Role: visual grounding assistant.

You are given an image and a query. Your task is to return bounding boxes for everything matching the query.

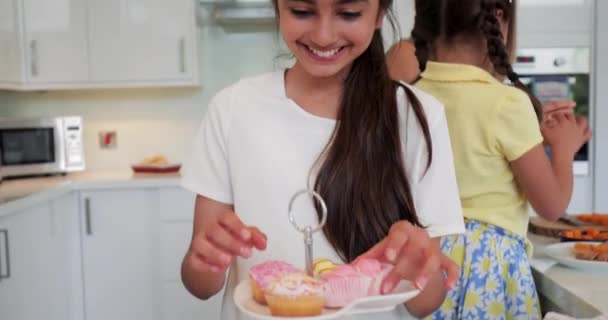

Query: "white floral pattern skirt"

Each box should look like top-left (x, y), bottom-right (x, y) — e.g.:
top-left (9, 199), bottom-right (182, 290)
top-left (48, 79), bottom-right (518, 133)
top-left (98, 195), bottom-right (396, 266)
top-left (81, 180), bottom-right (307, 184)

top-left (428, 219), bottom-right (542, 320)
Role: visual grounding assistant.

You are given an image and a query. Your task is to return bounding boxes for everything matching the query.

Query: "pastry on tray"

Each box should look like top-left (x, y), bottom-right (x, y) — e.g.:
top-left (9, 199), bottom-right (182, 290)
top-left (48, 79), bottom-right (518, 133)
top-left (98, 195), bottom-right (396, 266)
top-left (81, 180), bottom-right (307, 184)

top-left (248, 257), bottom-right (395, 316)
top-left (248, 260), bottom-right (301, 305)
top-left (264, 272), bottom-right (325, 317)
top-left (572, 242), bottom-right (608, 262)
top-left (321, 258), bottom-right (392, 308)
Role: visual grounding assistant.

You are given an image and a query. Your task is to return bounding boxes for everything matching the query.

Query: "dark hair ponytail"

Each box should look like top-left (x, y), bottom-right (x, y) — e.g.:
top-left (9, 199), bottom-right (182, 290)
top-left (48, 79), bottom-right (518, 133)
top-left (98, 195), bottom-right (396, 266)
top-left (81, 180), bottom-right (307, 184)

top-left (271, 0), bottom-right (433, 262)
top-left (412, 0), bottom-right (543, 120)
top-left (412, 0), bottom-right (442, 75)
top-left (479, 0), bottom-right (542, 120)
top-left (312, 25), bottom-right (433, 261)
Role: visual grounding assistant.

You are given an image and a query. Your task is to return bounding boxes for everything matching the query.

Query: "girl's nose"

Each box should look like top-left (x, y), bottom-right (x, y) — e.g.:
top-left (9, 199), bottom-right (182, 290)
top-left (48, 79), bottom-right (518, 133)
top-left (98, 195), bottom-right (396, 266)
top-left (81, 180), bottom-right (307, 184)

top-left (310, 16), bottom-right (338, 48)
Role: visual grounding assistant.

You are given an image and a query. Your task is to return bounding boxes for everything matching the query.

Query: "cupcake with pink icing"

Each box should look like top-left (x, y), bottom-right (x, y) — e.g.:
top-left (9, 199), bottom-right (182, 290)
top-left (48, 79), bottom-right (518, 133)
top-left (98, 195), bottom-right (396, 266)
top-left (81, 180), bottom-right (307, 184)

top-left (264, 272), bottom-right (325, 317)
top-left (248, 260), bottom-right (301, 305)
top-left (321, 258), bottom-right (391, 308)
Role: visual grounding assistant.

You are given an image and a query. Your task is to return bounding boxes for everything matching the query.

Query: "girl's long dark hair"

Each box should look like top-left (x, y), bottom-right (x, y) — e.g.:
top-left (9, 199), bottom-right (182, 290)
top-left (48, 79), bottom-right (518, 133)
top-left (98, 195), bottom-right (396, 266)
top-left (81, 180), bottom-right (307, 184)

top-left (412, 0), bottom-right (543, 120)
top-left (272, 0), bottom-right (433, 262)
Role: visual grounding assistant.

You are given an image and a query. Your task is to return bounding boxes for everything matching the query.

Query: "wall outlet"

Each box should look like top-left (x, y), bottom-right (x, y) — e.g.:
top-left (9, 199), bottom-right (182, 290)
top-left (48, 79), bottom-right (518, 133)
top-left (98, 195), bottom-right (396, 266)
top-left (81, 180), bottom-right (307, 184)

top-left (99, 131), bottom-right (117, 149)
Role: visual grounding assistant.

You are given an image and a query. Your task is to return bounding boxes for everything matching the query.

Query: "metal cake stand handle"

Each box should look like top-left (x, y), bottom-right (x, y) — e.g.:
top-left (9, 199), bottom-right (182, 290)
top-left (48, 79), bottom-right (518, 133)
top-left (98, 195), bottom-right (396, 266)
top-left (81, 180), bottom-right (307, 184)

top-left (288, 189), bottom-right (328, 277)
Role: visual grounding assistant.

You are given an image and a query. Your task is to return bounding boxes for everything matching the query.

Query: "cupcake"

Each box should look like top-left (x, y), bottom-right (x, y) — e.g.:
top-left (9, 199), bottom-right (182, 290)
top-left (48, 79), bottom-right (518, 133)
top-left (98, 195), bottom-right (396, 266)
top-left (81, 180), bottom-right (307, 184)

top-left (320, 264), bottom-right (373, 308)
top-left (264, 273), bottom-right (325, 317)
top-left (351, 259), bottom-right (393, 296)
top-left (248, 260), bottom-right (300, 305)
top-left (321, 258), bottom-right (391, 308)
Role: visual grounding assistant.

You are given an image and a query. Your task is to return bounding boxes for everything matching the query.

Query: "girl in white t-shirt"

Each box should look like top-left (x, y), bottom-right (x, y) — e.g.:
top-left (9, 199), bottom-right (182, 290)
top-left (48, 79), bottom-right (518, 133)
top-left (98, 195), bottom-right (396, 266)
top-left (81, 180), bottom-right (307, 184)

top-left (180, 0), bottom-right (465, 318)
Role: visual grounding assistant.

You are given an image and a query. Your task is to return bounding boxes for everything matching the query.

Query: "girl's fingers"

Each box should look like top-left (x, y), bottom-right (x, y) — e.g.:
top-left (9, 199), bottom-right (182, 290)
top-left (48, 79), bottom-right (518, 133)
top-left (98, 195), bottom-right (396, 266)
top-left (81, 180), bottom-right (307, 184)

top-left (381, 229), bottom-right (428, 293)
top-left (207, 226), bottom-right (252, 258)
top-left (355, 238), bottom-right (388, 262)
top-left (383, 221), bottom-right (413, 263)
top-left (191, 236), bottom-right (233, 271)
top-left (440, 255), bottom-right (460, 290)
top-left (247, 226), bottom-right (268, 250)
top-left (219, 213), bottom-right (250, 241)
top-left (542, 100), bottom-right (575, 114)
top-left (413, 252), bottom-right (441, 290)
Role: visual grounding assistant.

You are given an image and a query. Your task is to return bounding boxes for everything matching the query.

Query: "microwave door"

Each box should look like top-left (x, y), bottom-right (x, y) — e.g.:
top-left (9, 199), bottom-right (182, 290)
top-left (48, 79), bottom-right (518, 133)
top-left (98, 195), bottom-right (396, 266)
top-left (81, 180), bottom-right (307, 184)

top-left (0, 127), bottom-right (62, 177)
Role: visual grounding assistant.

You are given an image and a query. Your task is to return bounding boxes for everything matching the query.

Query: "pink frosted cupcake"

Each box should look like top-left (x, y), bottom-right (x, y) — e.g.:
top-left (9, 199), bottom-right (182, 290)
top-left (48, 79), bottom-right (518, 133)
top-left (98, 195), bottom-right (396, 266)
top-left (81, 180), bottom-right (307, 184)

top-left (353, 259), bottom-right (393, 295)
top-left (321, 258), bottom-right (390, 308)
top-left (264, 272), bottom-right (325, 317)
top-left (248, 260), bottom-right (301, 305)
top-left (321, 264), bottom-right (373, 308)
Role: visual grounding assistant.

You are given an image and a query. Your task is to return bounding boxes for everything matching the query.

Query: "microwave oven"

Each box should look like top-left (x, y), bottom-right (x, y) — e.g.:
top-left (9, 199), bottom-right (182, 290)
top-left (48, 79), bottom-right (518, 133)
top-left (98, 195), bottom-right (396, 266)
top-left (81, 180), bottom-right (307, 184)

top-left (0, 116), bottom-right (85, 178)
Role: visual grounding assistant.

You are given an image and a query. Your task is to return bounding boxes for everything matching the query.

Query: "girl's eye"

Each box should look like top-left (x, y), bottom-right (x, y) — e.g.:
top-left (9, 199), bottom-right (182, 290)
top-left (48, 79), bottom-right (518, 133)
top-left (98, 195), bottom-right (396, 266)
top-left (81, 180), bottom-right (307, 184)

top-left (290, 9), bottom-right (314, 18)
top-left (339, 11), bottom-right (361, 20)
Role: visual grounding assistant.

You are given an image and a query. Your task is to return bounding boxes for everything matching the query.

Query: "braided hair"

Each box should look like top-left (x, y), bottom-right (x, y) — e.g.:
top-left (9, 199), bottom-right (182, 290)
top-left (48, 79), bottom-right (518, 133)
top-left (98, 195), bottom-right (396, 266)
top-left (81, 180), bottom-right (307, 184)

top-left (412, 0), bottom-right (543, 120)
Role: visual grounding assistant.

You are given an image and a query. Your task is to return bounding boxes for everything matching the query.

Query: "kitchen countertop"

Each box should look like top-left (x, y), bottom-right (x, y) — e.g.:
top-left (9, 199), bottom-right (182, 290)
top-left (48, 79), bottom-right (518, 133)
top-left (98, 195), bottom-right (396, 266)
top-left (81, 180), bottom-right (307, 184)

top-left (0, 170), bottom-right (181, 217)
top-left (529, 233), bottom-right (608, 317)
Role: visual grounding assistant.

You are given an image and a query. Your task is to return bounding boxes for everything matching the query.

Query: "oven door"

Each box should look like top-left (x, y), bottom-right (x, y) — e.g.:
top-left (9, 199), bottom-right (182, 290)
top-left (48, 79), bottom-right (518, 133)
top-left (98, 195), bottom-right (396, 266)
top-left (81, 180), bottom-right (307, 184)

top-left (514, 47), bottom-right (593, 213)
top-left (519, 73), bottom-right (590, 175)
top-left (0, 118), bottom-right (67, 178)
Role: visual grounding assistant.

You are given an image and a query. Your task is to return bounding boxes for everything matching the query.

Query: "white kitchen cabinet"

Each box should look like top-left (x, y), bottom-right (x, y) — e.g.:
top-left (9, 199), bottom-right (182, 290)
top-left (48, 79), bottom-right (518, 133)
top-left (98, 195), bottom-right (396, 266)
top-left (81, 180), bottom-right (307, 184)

top-left (22, 0), bottom-right (90, 83)
top-left (159, 187), bottom-right (220, 320)
top-left (0, 0), bottom-right (89, 89)
top-left (0, 0), bottom-right (21, 83)
top-left (0, 194), bottom-right (83, 320)
top-left (88, 0), bottom-right (198, 84)
top-left (79, 189), bottom-right (161, 320)
top-left (0, 0), bottom-right (198, 90)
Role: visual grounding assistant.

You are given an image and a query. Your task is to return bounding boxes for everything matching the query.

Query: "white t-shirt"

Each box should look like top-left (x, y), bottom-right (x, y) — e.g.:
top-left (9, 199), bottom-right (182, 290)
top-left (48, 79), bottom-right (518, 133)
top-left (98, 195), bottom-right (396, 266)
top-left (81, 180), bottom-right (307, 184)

top-left (181, 71), bottom-right (465, 320)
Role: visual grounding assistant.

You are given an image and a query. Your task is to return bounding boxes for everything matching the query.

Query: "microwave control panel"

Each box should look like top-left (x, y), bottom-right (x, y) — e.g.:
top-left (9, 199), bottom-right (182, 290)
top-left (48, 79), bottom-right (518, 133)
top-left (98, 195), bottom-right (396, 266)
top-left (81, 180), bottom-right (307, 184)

top-left (63, 117), bottom-right (84, 167)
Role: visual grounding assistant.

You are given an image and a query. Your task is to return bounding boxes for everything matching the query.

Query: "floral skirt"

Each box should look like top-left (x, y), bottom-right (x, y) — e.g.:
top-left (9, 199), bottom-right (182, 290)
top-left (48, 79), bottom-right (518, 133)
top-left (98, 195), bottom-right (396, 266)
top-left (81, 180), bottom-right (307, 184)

top-left (428, 220), bottom-right (542, 320)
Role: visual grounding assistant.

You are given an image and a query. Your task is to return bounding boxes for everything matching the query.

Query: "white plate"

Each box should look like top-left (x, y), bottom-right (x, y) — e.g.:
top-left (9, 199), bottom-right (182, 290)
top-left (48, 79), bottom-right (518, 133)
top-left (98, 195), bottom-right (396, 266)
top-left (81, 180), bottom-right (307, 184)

top-left (544, 241), bottom-right (608, 272)
top-left (234, 280), bottom-right (421, 320)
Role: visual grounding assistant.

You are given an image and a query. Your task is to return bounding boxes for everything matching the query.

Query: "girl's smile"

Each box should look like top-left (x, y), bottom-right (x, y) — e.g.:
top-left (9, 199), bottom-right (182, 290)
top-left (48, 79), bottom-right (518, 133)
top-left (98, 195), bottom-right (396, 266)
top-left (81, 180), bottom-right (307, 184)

top-left (298, 42), bottom-right (351, 62)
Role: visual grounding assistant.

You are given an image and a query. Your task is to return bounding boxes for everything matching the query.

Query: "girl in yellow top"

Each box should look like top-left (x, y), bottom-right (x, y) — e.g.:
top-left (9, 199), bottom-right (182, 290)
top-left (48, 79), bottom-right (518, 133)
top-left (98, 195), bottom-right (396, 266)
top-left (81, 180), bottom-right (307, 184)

top-left (393, 0), bottom-right (592, 319)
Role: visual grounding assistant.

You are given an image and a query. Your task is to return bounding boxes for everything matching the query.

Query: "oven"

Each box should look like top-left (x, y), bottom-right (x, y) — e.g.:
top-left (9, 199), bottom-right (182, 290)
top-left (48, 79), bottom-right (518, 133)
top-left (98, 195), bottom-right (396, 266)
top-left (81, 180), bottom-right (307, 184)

top-left (513, 47), bottom-right (591, 176)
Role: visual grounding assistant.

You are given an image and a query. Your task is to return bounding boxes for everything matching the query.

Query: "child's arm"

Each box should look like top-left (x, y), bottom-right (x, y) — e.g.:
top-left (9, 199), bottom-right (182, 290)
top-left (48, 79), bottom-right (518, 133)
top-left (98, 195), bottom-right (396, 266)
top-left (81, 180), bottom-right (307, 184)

top-left (510, 113), bottom-right (591, 221)
top-left (181, 195), bottom-right (266, 300)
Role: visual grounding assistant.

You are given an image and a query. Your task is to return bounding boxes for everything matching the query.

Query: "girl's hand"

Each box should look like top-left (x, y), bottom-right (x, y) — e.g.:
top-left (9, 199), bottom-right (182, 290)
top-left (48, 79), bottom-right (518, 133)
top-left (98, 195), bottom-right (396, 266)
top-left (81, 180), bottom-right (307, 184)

top-left (356, 221), bottom-right (459, 294)
top-left (187, 211), bottom-right (267, 274)
top-left (542, 112), bottom-right (591, 156)
top-left (542, 100), bottom-right (576, 121)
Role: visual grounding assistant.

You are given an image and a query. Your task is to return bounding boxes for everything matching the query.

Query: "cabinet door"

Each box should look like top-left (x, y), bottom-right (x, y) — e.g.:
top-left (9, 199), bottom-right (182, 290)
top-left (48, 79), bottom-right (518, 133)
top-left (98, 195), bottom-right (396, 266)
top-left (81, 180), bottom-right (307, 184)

top-left (0, 195), bottom-right (83, 320)
top-left (159, 187), bottom-right (218, 320)
top-left (0, 0), bottom-right (22, 84)
top-left (22, 0), bottom-right (89, 83)
top-left (88, 0), bottom-right (198, 83)
top-left (80, 189), bottom-right (161, 320)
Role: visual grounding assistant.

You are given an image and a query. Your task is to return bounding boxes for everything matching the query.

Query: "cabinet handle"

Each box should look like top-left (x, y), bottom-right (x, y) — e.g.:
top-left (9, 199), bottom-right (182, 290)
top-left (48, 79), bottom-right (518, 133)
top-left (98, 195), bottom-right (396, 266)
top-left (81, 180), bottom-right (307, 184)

top-left (0, 229), bottom-right (10, 280)
top-left (85, 198), bottom-right (93, 235)
top-left (30, 40), bottom-right (38, 77)
top-left (179, 37), bottom-right (186, 73)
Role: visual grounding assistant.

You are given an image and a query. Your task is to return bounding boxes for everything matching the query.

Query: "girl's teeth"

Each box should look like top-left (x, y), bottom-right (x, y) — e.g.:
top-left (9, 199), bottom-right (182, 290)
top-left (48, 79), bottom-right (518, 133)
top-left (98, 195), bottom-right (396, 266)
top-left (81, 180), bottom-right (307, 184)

top-left (308, 46), bottom-right (340, 58)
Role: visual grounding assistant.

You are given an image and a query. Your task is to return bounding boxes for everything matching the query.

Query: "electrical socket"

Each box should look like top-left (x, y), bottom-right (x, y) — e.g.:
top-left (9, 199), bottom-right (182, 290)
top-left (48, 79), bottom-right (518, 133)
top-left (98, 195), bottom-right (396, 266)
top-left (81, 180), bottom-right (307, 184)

top-left (99, 131), bottom-right (117, 149)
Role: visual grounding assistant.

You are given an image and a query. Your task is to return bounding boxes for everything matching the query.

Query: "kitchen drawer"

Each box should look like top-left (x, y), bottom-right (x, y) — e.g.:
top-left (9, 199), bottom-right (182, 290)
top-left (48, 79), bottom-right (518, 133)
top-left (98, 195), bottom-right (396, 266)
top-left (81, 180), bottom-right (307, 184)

top-left (160, 221), bottom-right (192, 281)
top-left (159, 187), bottom-right (195, 221)
top-left (161, 282), bottom-right (221, 320)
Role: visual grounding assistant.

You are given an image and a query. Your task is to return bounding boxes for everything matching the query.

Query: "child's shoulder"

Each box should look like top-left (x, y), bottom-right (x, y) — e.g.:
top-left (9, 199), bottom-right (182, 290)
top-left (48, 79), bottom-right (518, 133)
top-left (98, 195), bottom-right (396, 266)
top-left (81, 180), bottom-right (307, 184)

top-left (396, 82), bottom-right (446, 125)
top-left (498, 84), bottom-right (534, 106)
top-left (209, 71), bottom-right (283, 109)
